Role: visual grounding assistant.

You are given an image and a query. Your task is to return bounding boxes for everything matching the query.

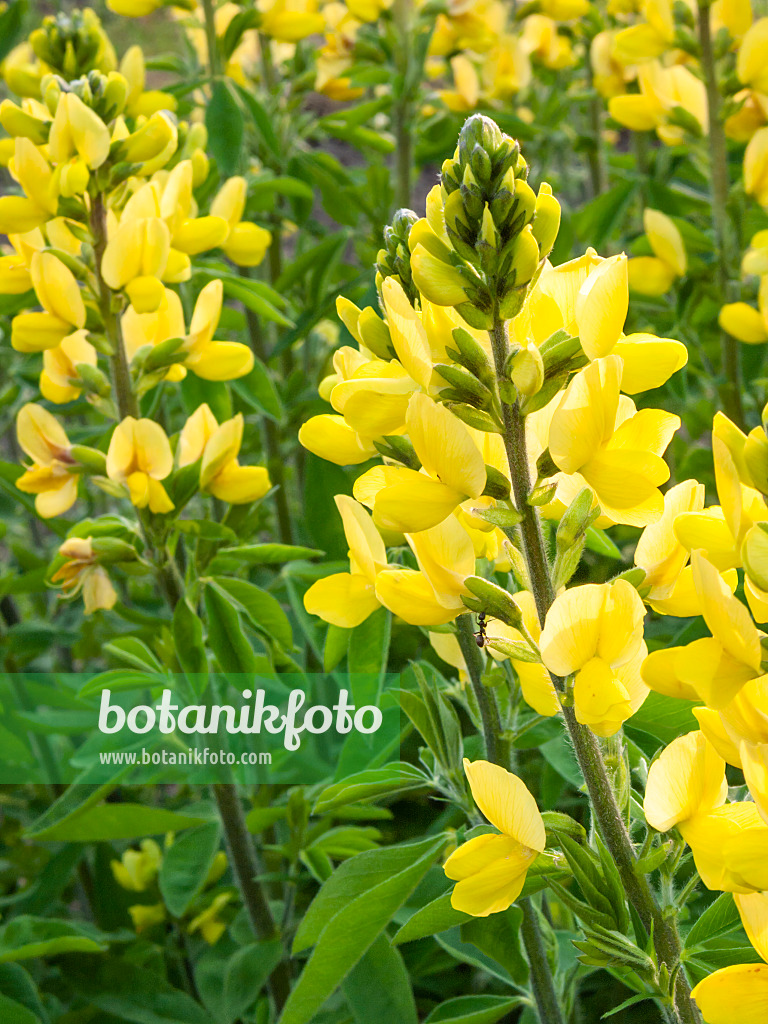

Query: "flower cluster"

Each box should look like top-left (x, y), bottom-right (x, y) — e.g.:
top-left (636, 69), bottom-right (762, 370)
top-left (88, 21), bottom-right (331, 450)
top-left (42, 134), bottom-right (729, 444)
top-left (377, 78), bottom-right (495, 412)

top-left (0, 8), bottom-right (272, 612)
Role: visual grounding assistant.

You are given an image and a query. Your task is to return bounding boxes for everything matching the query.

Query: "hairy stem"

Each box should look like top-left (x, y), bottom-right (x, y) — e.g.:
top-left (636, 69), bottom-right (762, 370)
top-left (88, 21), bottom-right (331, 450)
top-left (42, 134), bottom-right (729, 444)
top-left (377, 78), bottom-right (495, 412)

top-left (456, 612), bottom-right (506, 767)
top-left (212, 784), bottom-right (291, 1013)
top-left (520, 898), bottom-right (566, 1024)
top-left (697, 0), bottom-right (744, 428)
top-left (239, 272), bottom-right (294, 544)
top-left (489, 315), bottom-right (701, 1024)
top-left (392, 0), bottom-right (414, 210)
top-left (201, 0), bottom-right (221, 79)
top-left (457, 613), bottom-right (561, 1024)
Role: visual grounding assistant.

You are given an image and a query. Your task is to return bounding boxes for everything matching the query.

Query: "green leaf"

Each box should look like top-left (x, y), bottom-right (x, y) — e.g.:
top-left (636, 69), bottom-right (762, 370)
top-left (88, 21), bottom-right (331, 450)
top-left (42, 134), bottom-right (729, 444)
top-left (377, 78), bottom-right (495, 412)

top-left (0, 918), bottom-right (108, 963)
top-left (68, 957), bottom-right (215, 1024)
top-left (77, 670), bottom-right (160, 698)
top-left (204, 583), bottom-right (260, 673)
top-left (211, 577), bottom-right (293, 651)
top-left (313, 763), bottom-right (429, 814)
top-left (0, 993), bottom-right (41, 1024)
top-left (176, 520), bottom-right (238, 542)
top-left (0, 964), bottom-right (48, 1023)
top-left (342, 935), bottom-right (417, 1024)
top-left (573, 180), bottom-right (636, 249)
top-left (248, 176), bottom-right (314, 201)
top-left (684, 893), bottom-right (740, 951)
top-left (206, 80), bottom-right (243, 177)
top-left (460, 907), bottom-right (528, 984)
top-left (293, 835), bottom-right (446, 953)
top-left (173, 600), bottom-right (208, 678)
top-left (209, 543), bottom-right (323, 571)
top-left (626, 692), bottom-right (699, 747)
top-left (393, 891), bottom-right (470, 945)
top-left (279, 836), bottom-right (445, 1024)
top-left (221, 277), bottom-right (293, 328)
top-left (602, 994), bottom-right (655, 1019)
top-left (232, 358), bottom-right (284, 420)
top-left (222, 940), bottom-right (283, 1021)
top-left (348, 607), bottom-right (390, 696)
top-left (104, 637), bottom-right (164, 673)
top-left (423, 995), bottom-right (526, 1024)
top-left (25, 773), bottom-right (122, 839)
top-left (324, 625), bottom-right (349, 672)
top-left (159, 823), bottom-right (221, 917)
top-left (28, 803), bottom-right (206, 842)
top-left (233, 83), bottom-right (279, 155)
top-left (585, 527), bottom-right (622, 559)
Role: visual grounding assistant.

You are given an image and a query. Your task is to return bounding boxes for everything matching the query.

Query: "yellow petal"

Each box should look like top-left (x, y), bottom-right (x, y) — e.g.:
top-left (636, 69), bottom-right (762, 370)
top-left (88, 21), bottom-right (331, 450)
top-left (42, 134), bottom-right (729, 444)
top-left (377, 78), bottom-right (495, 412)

top-left (208, 464), bottom-right (270, 504)
top-left (692, 550), bottom-right (762, 672)
top-left (407, 515), bottom-right (474, 606)
top-left (178, 404), bottom-right (218, 466)
top-left (693, 707), bottom-right (743, 768)
top-left (298, 415), bottom-right (377, 466)
top-left (373, 473), bottom-right (467, 533)
top-left (644, 209), bottom-right (686, 275)
top-left (30, 251), bottom-right (86, 327)
top-left (406, 392), bottom-right (486, 498)
top-left (643, 731), bottom-right (727, 832)
top-left (575, 253), bottom-right (628, 359)
top-left (380, 276), bottom-right (433, 388)
top-left (463, 758), bottom-right (546, 851)
top-left (719, 302), bottom-right (768, 344)
top-left (742, 742), bottom-right (768, 825)
top-left (641, 645), bottom-right (702, 702)
top-left (201, 415), bottom-right (243, 488)
top-left (691, 964), bottom-right (768, 1024)
top-left (304, 572), bottom-right (381, 628)
top-left (614, 333), bottom-right (688, 393)
top-left (336, 494), bottom-right (387, 584)
top-left (549, 356), bottom-right (621, 475)
top-left (627, 256), bottom-right (677, 297)
top-left (186, 341), bottom-right (254, 381)
top-left (16, 402), bottom-right (70, 464)
top-left (635, 479), bottom-right (704, 593)
top-left (735, 891), bottom-right (768, 962)
top-left (573, 657), bottom-right (633, 737)
top-left (540, 583), bottom-right (605, 676)
top-left (375, 567), bottom-right (462, 625)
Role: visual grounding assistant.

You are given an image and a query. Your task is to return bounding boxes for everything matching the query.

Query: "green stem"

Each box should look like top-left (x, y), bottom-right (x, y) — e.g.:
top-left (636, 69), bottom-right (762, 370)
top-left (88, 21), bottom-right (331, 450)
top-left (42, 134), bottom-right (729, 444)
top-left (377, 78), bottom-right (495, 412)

top-left (455, 612), bottom-right (506, 766)
top-left (520, 898), bottom-right (566, 1024)
top-left (585, 58), bottom-right (605, 199)
top-left (239, 271), bottom-right (294, 545)
top-left (212, 784), bottom-right (291, 1014)
top-left (697, 0), bottom-right (744, 428)
top-left (201, 0), bottom-right (221, 79)
top-left (488, 314), bottom-right (701, 1024)
top-left (392, 0), bottom-right (414, 210)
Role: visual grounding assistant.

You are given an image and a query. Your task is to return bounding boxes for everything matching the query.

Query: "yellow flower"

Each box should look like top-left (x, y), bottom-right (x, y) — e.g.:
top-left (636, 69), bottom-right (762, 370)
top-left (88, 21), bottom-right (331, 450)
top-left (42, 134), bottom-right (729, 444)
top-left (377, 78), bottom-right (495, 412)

top-left (101, 215), bottom-right (171, 313)
top-left (644, 731), bottom-right (728, 833)
top-left (642, 551), bottom-right (762, 709)
top-left (485, 590), bottom-right (560, 717)
top-left (745, 127), bottom-right (768, 208)
top-left (41, 330), bottom-right (98, 404)
top-left (374, 515), bottom-right (475, 626)
top-left (180, 279), bottom-right (254, 381)
top-left (188, 891), bottom-right (233, 944)
top-left (742, 741), bottom-right (768, 824)
top-left (540, 579), bottom-right (649, 736)
top-left (257, 0), bottom-right (326, 41)
top-left (693, 677), bottom-right (768, 768)
top-left (106, 417), bottom-right (175, 513)
top-left (304, 494), bottom-right (389, 628)
top-left (15, 403), bottom-right (79, 517)
top-left (628, 209), bottom-right (687, 296)
top-left (111, 838), bottom-right (163, 891)
top-left (129, 902), bottom-right (167, 933)
top-left (609, 61), bottom-right (707, 146)
top-left (121, 286), bottom-right (187, 382)
top-left (737, 18), bottom-right (768, 93)
top-left (691, 892), bottom-right (768, 1024)
top-left (443, 759), bottom-right (545, 917)
top-left (48, 92), bottom-right (111, 169)
top-left (548, 355), bottom-right (680, 527)
top-left (210, 176), bottom-right (272, 267)
top-left (51, 537), bottom-right (118, 615)
top-left (179, 407), bottom-right (270, 504)
top-left (0, 138), bottom-right (55, 234)
top-left (298, 413), bottom-right (378, 465)
top-left (634, 479), bottom-right (705, 608)
top-left (354, 392), bottom-right (487, 533)
top-left (119, 45), bottom-right (177, 118)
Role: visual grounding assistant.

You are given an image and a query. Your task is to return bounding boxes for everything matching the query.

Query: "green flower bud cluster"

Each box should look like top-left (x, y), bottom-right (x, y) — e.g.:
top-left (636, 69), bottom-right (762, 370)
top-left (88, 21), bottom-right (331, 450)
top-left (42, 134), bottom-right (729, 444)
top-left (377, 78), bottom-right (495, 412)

top-left (42, 70), bottom-right (129, 122)
top-left (376, 208), bottom-right (420, 305)
top-left (436, 114), bottom-right (561, 324)
top-left (30, 9), bottom-right (116, 81)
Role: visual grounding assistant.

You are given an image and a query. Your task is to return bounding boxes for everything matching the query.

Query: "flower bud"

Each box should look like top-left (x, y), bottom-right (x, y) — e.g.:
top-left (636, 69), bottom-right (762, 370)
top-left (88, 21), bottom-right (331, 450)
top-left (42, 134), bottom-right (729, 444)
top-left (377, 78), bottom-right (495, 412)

top-left (117, 110), bottom-right (177, 164)
top-left (463, 574), bottom-right (523, 629)
top-left (532, 184), bottom-right (561, 257)
top-left (745, 426), bottom-right (768, 494)
top-left (447, 327), bottom-right (494, 387)
top-left (435, 363), bottom-right (493, 407)
top-left (742, 524), bottom-right (768, 592)
top-left (511, 178), bottom-right (536, 227)
top-left (357, 306), bottom-right (394, 359)
top-left (509, 345), bottom-right (544, 396)
top-left (482, 465), bottom-right (511, 500)
top-left (0, 100), bottom-right (49, 144)
top-left (411, 245), bottom-right (469, 306)
top-left (556, 487), bottom-right (599, 552)
top-left (509, 225), bottom-right (540, 287)
top-left (70, 445), bottom-right (108, 473)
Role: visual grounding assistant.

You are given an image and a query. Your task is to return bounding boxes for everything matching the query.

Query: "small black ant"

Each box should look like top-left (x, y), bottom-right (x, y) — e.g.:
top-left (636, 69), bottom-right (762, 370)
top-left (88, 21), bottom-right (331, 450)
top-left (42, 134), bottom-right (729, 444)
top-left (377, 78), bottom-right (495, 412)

top-left (475, 611), bottom-right (487, 648)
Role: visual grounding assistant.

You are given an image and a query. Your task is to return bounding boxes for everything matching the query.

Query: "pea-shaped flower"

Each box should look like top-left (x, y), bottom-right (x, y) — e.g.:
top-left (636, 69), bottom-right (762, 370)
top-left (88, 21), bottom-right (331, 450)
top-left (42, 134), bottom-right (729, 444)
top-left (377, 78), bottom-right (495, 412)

top-left (106, 417), bottom-right (174, 513)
